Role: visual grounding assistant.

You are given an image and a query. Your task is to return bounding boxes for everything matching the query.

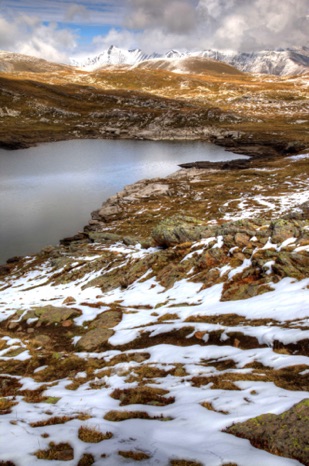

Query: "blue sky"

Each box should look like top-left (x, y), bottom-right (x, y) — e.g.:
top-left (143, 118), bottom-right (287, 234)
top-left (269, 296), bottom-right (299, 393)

top-left (0, 0), bottom-right (308, 63)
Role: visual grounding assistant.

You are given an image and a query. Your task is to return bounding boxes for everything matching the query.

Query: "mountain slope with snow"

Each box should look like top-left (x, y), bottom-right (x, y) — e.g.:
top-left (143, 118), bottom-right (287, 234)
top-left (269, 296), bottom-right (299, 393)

top-left (72, 45), bottom-right (309, 76)
top-left (0, 153), bottom-right (308, 466)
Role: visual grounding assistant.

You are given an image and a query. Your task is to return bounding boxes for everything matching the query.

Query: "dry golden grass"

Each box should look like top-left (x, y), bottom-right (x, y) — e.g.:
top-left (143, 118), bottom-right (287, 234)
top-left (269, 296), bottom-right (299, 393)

top-left (30, 416), bottom-right (76, 428)
top-left (118, 450), bottom-right (151, 461)
top-left (169, 460), bottom-right (203, 466)
top-left (78, 425), bottom-right (113, 443)
top-left (0, 397), bottom-right (18, 413)
top-left (77, 454), bottom-right (95, 466)
top-left (104, 410), bottom-right (173, 422)
top-left (201, 401), bottom-right (229, 415)
top-left (34, 442), bottom-right (74, 461)
top-left (111, 386), bottom-right (175, 406)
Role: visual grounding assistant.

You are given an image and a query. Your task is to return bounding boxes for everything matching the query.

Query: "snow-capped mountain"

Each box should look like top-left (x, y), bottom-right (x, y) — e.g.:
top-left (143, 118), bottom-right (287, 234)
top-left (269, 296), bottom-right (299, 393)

top-left (198, 48), bottom-right (309, 76)
top-left (71, 45), bottom-right (159, 70)
top-left (72, 45), bottom-right (309, 76)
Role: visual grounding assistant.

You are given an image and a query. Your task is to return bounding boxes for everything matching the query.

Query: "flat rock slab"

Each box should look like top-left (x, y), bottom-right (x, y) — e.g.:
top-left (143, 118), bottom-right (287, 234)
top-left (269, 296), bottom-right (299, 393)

top-left (225, 399), bottom-right (309, 466)
top-left (76, 328), bottom-right (114, 352)
top-left (25, 306), bottom-right (82, 326)
top-left (90, 310), bottom-right (122, 330)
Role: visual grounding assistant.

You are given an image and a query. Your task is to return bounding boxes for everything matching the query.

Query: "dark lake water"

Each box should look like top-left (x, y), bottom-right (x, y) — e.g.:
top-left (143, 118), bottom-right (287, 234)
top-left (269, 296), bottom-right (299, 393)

top-left (0, 139), bottom-right (247, 263)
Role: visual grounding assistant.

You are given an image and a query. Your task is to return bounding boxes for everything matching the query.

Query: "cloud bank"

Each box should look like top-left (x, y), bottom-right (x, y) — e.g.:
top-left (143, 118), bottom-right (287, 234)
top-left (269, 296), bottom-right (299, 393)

top-left (119, 0), bottom-right (309, 52)
top-left (0, 13), bottom-right (77, 62)
top-left (0, 0), bottom-right (308, 63)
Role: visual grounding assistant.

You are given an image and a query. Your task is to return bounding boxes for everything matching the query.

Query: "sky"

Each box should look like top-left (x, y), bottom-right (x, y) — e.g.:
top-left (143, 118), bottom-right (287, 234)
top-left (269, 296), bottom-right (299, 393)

top-left (0, 0), bottom-right (308, 63)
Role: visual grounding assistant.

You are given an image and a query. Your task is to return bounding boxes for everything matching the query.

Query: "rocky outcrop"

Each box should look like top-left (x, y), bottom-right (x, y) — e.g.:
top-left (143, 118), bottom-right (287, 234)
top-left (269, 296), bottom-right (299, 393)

top-left (225, 399), bottom-right (309, 466)
top-left (151, 214), bottom-right (215, 248)
top-left (76, 309), bottom-right (122, 351)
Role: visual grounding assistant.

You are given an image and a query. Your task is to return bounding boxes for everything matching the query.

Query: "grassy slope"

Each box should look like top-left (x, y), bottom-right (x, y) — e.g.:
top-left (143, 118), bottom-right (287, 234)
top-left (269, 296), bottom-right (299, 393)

top-left (0, 57), bottom-right (308, 152)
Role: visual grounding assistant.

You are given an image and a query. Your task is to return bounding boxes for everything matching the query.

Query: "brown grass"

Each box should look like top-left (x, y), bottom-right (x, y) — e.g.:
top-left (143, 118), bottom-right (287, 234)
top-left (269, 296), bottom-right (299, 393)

top-left (34, 442), bottom-right (74, 461)
top-left (30, 416), bottom-right (75, 428)
top-left (118, 450), bottom-right (151, 461)
top-left (201, 401), bottom-right (229, 415)
top-left (78, 425), bottom-right (113, 443)
top-left (0, 397), bottom-right (18, 413)
top-left (77, 454), bottom-right (95, 466)
top-left (111, 386), bottom-right (175, 406)
top-left (104, 410), bottom-right (173, 422)
top-left (169, 460), bottom-right (203, 466)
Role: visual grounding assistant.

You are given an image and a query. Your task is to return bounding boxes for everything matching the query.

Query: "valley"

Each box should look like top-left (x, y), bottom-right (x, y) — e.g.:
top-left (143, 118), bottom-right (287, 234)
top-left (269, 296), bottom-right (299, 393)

top-left (0, 50), bottom-right (308, 466)
top-left (0, 51), bottom-right (308, 156)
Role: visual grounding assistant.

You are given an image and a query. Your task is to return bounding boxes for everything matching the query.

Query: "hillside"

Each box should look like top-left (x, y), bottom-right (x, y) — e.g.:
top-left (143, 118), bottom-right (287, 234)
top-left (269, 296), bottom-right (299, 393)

top-left (0, 50), bottom-right (308, 465)
top-left (0, 152), bottom-right (308, 465)
top-left (0, 52), bottom-right (308, 154)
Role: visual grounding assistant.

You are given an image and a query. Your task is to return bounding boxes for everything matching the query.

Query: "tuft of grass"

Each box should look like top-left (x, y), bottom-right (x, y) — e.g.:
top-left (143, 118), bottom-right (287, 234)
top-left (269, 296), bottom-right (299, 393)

top-left (30, 416), bottom-right (75, 428)
top-left (118, 450), bottom-right (151, 461)
top-left (201, 401), bottom-right (229, 414)
top-left (0, 397), bottom-right (18, 413)
top-left (111, 386), bottom-right (175, 406)
top-left (169, 461), bottom-right (203, 466)
top-left (34, 442), bottom-right (74, 461)
top-left (104, 410), bottom-right (173, 422)
top-left (78, 425), bottom-right (113, 443)
top-left (0, 376), bottom-right (22, 397)
top-left (77, 453), bottom-right (95, 466)
top-left (158, 313), bottom-right (179, 322)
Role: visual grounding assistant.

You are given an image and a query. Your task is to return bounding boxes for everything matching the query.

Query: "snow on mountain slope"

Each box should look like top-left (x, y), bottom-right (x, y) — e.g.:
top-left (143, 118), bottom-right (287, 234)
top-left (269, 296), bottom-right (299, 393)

top-left (72, 46), bottom-right (309, 76)
top-left (71, 45), bottom-right (158, 71)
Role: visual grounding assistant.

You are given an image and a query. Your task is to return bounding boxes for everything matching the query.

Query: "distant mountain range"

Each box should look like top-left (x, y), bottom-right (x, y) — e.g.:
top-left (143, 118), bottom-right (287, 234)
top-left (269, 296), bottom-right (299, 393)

top-left (71, 45), bottom-right (309, 76)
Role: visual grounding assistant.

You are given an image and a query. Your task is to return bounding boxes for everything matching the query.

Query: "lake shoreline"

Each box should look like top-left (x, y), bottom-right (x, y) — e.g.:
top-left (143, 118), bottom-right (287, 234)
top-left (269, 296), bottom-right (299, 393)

top-left (0, 131), bottom-right (306, 160)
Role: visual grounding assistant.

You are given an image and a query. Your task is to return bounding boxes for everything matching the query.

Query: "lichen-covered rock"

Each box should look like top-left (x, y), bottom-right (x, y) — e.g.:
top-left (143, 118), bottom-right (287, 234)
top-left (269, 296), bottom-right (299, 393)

top-left (88, 231), bottom-right (122, 243)
top-left (89, 310), bottom-right (122, 330)
top-left (270, 219), bottom-right (299, 243)
top-left (98, 204), bottom-right (123, 222)
top-left (151, 215), bottom-right (214, 248)
top-left (76, 328), bottom-right (114, 351)
top-left (25, 306), bottom-right (81, 327)
top-left (225, 399), bottom-right (309, 466)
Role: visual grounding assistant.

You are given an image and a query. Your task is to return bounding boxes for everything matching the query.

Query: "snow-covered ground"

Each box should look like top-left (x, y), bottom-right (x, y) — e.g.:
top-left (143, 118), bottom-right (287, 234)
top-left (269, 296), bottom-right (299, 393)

top-left (0, 235), bottom-right (308, 464)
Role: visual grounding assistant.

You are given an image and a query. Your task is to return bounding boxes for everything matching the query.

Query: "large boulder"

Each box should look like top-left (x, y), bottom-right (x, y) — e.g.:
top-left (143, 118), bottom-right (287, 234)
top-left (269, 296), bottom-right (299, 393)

top-left (76, 328), bottom-right (114, 352)
top-left (225, 399), bottom-right (309, 466)
top-left (76, 309), bottom-right (122, 352)
top-left (151, 215), bottom-right (215, 248)
top-left (24, 306), bottom-right (82, 327)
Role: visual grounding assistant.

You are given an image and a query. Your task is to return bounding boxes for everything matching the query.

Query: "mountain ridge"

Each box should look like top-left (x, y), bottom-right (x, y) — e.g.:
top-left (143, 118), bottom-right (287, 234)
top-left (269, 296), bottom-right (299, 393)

top-left (71, 45), bottom-right (309, 76)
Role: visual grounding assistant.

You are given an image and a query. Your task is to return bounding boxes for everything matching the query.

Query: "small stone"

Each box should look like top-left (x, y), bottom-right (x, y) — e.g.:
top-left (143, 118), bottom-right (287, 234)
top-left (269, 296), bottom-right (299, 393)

top-left (7, 321), bottom-right (20, 330)
top-left (234, 232), bottom-right (250, 247)
top-left (31, 335), bottom-right (52, 347)
top-left (62, 320), bottom-right (73, 328)
top-left (62, 296), bottom-right (76, 305)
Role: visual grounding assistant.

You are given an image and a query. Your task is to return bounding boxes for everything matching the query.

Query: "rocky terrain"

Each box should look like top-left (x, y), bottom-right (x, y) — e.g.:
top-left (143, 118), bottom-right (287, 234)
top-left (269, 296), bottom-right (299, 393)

top-left (0, 52), bottom-right (308, 155)
top-left (0, 150), bottom-right (308, 465)
top-left (0, 49), bottom-right (308, 465)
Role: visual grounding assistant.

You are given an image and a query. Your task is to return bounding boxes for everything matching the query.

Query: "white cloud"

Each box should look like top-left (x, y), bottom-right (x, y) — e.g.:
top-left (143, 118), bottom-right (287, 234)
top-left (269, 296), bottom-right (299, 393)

top-left (0, 0), bottom-right (308, 62)
top-left (0, 13), bottom-right (77, 63)
top-left (123, 0), bottom-right (309, 52)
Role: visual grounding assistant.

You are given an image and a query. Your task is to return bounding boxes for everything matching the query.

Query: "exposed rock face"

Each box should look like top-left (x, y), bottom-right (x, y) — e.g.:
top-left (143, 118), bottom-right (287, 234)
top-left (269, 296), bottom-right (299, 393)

top-left (225, 399), bottom-right (309, 466)
top-left (76, 328), bottom-right (114, 352)
top-left (24, 306), bottom-right (82, 327)
top-left (151, 214), bottom-right (215, 247)
top-left (76, 309), bottom-right (122, 351)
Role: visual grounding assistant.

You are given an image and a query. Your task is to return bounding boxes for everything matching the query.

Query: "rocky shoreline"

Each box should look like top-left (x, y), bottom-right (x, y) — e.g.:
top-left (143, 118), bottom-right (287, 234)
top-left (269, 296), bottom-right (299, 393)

top-left (0, 148), bottom-right (308, 464)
